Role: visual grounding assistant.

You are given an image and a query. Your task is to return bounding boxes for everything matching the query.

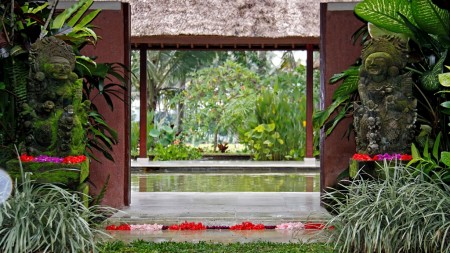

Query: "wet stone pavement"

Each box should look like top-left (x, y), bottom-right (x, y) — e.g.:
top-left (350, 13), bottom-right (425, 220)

top-left (106, 192), bottom-right (331, 243)
top-left (105, 160), bottom-right (331, 243)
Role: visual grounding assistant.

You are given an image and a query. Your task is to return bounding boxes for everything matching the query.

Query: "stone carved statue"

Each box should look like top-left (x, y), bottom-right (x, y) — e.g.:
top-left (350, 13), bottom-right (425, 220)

top-left (354, 36), bottom-right (416, 155)
top-left (22, 36), bottom-right (89, 156)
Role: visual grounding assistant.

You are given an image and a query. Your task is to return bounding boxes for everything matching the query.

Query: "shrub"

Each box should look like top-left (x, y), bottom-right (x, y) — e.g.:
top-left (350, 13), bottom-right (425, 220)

top-left (152, 143), bottom-right (202, 161)
top-left (324, 163), bottom-right (450, 253)
top-left (0, 170), bottom-right (114, 253)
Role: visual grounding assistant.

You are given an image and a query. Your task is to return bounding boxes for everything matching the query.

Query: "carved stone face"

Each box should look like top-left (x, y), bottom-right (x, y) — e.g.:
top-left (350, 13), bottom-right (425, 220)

top-left (42, 100), bottom-right (55, 113)
top-left (45, 56), bottom-right (72, 80)
top-left (365, 52), bottom-right (391, 76)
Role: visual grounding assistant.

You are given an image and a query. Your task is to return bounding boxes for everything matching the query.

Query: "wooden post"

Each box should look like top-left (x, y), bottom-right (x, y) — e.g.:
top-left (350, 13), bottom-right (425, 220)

top-left (306, 44), bottom-right (314, 158)
top-left (139, 46), bottom-right (147, 158)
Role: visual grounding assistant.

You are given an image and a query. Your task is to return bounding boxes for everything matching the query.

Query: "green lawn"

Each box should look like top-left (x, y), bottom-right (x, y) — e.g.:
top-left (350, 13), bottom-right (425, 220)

top-left (98, 241), bottom-right (334, 253)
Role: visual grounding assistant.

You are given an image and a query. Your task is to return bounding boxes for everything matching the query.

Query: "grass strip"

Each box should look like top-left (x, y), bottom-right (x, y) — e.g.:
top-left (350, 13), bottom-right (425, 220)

top-left (98, 240), bottom-right (333, 253)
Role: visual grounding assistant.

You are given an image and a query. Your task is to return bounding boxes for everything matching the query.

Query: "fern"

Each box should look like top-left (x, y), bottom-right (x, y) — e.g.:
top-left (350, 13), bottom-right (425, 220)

top-left (4, 57), bottom-right (28, 105)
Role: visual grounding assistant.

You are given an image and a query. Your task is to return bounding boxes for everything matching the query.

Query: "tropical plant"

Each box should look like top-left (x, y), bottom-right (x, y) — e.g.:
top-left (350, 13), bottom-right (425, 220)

top-left (183, 60), bottom-right (261, 151)
top-left (407, 132), bottom-right (450, 182)
top-left (151, 143), bottom-right (202, 161)
top-left (130, 50), bottom-right (217, 129)
top-left (0, 151), bottom-right (115, 253)
top-left (130, 121), bottom-right (139, 157)
top-left (0, 0), bottom-right (127, 163)
top-left (242, 123), bottom-right (285, 161)
top-left (149, 124), bottom-right (177, 147)
top-left (316, 0), bottom-right (450, 159)
top-left (240, 65), bottom-right (309, 160)
top-left (324, 163), bottom-right (450, 253)
top-left (217, 142), bottom-right (228, 153)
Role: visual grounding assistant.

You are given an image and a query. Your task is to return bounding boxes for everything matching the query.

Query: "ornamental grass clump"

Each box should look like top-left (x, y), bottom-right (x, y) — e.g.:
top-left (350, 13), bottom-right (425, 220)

top-left (0, 151), bottom-right (114, 253)
top-left (324, 162), bottom-right (450, 253)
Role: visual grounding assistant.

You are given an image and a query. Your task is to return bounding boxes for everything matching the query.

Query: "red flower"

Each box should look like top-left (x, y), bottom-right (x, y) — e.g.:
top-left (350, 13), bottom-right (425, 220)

top-left (230, 221), bottom-right (265, 230)
top-left (304, 223), bottom-right (334, 230)
top-left (168, 224), bottom-right (179, 230)
top-left (352, 153), bottom-right (373, 161)
top-left (20, 154), bottom-right (34, 162)
top-left (106, 224), bottom-right (130, 231)
top-left (168, 221), bottom-right (206, 230)
top-left (105, 225), bottom-right (117, 230)
top-left (117, 224), bottom-right (131, 231)
top-left (400, 154), bottom-right (412, 161)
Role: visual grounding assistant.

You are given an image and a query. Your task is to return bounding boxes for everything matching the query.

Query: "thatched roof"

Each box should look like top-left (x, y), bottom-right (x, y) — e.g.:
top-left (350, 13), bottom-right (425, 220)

top-left (129, 0), bottom-right (360, 39)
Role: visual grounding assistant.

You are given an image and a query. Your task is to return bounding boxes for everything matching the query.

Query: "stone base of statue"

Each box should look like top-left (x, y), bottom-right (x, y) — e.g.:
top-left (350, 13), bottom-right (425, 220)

top-left (6, 159), bottom-right (89, 205)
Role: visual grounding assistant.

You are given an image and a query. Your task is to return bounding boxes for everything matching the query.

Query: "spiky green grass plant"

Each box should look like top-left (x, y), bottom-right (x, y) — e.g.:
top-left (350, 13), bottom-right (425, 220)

top-left (0, 151), bottom-right (114, 253)
top-left (324, 162), bottom-right (450, 253)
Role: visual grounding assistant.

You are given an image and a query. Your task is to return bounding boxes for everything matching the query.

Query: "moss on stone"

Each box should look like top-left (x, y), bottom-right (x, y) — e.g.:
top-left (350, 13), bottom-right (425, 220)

top-left (5, 159), bottom-right (89, 190)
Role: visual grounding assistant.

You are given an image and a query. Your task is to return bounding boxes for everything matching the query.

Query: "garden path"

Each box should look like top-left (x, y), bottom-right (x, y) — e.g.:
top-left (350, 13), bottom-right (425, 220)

top-left (107, 160), bottom-right (331, 243)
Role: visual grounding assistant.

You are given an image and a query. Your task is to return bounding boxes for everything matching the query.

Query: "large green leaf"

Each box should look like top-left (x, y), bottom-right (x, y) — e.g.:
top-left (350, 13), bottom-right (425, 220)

top-left (75, 9), bottom-right (101, 28)
top-left (440, 151), bottom-right (450, 167)
top-left (438, 70), bottom-right (450, 87)
top-left (332, 71), bottom-right (360, 100)
top-left (420, 50), bottom-right (447, 91)
top-left (52, 0), bottom-right (92, 30)
top-left (368, 22), bottom-right (410, 41)
top-left (67, 0), bottom-right (95, 27)
top-left (149, 128), bottom-right (160, 138)
top-left (411, 0), bottom-right (450, 37)
top-left (355, 0), bottom-right (416, 36)
top-left (411, 143), bottom-right (421, 159)
top-left (432, 132), bottom-right (441, 160)
top-left (313, 95), bottom-right (350, 129)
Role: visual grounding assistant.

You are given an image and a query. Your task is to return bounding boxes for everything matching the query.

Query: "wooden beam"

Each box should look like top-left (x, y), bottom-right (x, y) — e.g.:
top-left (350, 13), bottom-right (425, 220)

top-left (306, 44), bottom-right (314, 158)
top-left (131, 35), bottom-right (320, 50)
top-left (139, 46), bottom-right (147, 158)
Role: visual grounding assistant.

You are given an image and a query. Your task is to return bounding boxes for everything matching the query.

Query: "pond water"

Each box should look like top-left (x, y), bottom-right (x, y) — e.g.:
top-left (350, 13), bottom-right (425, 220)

top-left (131, 173), bottom-right (320, 192)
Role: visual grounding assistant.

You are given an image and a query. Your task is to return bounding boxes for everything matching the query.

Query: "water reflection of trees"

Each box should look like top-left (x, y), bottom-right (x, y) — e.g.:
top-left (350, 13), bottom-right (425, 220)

top-left (135, 174), bottom-right (320, 192)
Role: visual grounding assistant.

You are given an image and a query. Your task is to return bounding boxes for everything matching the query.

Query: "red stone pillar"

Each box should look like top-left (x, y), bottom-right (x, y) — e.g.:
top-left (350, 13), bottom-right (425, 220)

top-left (139, 46), bottom-right (148, 158)
top-left (320, 3), bottom-right (363, 192)
top-left (69, 1), bottom-right (131, 208)
top-left (305, 44), bottom-right (314, 158)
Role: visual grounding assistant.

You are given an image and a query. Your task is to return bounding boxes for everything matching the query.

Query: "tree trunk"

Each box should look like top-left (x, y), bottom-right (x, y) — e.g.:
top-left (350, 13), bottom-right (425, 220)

top-left (213, 128), bottom-right (219, 152)
top-left (176, 79), bottom-right (186, 135)
top-left (148, 78), bottom-right (158, 122)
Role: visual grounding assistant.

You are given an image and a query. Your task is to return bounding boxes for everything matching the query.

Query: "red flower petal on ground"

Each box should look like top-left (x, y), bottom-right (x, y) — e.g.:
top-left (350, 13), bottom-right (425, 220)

top-left (230, 222), bottom-right (265, 230)
top-left (168, 224), bottom-right (179, 230)
top-left (117, 224), bottom-right (131, 230)
top-left (105, 225), bottom-right (117, 230)
top-left (168, 222), bottom-right (206, 230)
top-left (304, 223), bottom-right (327, 230)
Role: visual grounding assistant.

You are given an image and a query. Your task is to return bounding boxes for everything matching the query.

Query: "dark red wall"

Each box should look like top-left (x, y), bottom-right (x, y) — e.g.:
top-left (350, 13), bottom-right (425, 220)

top-left (320, 3), bottom-right (363, 191)
top-left (79, 3), bottom-right (131, 208)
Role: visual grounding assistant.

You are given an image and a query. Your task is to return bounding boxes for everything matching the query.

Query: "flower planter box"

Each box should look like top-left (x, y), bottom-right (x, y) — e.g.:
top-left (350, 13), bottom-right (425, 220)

top-left (144, 153), bottom-right (253, 161)
top-left (6, 159), bottom-right (89, 204)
